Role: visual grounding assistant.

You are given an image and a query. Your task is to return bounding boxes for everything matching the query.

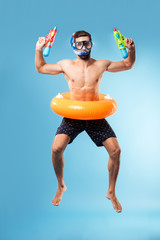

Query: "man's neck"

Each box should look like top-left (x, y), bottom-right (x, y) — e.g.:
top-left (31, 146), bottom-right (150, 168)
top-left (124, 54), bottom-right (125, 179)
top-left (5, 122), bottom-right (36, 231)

top-left (76, 56), bottom-right (92, 67)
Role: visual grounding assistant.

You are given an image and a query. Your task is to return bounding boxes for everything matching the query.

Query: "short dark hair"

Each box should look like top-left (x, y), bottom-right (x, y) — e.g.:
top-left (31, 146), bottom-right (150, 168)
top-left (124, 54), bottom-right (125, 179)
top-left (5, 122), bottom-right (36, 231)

top-left (74, 30), bottom-right (92, 43)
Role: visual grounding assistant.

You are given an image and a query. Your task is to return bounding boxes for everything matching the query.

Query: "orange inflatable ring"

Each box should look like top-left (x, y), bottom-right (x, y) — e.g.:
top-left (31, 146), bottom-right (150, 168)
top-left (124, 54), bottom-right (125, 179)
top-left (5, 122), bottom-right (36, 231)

top-left (50, 92), bottom-right (118, 120)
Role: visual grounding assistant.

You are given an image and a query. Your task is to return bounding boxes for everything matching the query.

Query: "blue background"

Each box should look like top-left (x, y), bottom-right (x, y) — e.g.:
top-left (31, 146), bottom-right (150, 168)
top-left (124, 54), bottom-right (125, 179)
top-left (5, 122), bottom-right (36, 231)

top-left (1, 0), bottom-right (160, 239)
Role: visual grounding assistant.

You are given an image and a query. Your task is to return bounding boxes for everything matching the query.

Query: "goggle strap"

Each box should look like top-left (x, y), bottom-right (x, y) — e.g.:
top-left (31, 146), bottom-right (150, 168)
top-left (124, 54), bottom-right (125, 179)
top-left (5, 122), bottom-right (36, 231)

top-left (70, 33), bottom-right (75, 46)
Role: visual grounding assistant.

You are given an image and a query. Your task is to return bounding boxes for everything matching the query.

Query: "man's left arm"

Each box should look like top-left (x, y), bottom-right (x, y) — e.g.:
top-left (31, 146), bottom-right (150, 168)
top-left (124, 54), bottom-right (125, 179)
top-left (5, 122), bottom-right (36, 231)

top-left (106, 38), bottom-right (136, 72)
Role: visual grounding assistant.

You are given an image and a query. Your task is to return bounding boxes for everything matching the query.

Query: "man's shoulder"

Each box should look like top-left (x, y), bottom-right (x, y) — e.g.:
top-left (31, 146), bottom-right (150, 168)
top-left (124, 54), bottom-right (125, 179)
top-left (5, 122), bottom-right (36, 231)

top-left (95, 59), bottom-right (110, 64)
top-left (58, 59), bottom-right (73, 65)
top-left (93, 59), bottom-right (111, 69)
top-left (57, 59), bottom-right (74, 69)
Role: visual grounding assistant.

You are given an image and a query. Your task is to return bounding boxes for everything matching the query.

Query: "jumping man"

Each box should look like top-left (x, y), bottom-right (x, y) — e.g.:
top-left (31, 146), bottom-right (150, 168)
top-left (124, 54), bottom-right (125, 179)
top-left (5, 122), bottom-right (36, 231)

top-left (35, 30), bottom-right (135, 213)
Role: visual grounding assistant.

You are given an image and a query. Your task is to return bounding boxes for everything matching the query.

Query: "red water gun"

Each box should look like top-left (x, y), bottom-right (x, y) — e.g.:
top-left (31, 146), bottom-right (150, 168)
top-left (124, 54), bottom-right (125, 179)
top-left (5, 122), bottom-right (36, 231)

top-left (43, 26), bottom-right (57, 57)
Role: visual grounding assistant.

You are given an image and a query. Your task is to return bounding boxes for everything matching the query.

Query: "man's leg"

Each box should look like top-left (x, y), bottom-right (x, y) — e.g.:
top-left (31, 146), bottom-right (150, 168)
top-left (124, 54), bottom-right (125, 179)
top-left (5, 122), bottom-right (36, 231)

top-left (102, 137), bottom-right (122, 213)
top-left (52, 134), bottom-right (71, 206)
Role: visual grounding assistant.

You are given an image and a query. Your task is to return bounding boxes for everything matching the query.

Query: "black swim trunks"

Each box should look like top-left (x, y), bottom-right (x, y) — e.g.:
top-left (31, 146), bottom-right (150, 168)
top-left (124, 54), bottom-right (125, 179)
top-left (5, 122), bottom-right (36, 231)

top-left (55, 117), bottom-right (116, 147)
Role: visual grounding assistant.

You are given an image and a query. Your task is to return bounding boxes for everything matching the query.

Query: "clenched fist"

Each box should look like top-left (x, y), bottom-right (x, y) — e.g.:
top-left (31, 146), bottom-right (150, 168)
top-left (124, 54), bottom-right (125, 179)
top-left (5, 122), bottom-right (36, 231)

top-left (125, 38), bottom-right (135, 51)
top-left (36, 37), bottom-right (46, 51)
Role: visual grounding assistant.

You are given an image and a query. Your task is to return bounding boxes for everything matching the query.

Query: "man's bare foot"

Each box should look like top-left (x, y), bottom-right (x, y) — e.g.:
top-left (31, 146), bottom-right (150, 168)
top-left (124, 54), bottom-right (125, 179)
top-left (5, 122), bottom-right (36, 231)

top-left (52, 185), bottom-right (67, 206)
top-left (106, 191), bottom-right (122, 213)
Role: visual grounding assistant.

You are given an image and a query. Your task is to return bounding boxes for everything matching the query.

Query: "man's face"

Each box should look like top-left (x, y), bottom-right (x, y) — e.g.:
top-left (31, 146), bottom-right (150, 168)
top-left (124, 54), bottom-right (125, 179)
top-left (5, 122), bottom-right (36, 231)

top-left (74, 36), bottom-right (92, 60)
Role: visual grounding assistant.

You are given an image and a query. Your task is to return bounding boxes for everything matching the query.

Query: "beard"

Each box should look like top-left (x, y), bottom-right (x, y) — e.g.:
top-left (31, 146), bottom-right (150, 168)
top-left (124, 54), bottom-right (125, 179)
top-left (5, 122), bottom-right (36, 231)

top-left (78, 51), bottom-right (91, 60)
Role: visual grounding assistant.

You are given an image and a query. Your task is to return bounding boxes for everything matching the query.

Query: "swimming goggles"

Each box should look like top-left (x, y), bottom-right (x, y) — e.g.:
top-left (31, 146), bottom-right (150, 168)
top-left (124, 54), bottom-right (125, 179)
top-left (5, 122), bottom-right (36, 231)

top-left (72, 40), bottom-right (93, 50)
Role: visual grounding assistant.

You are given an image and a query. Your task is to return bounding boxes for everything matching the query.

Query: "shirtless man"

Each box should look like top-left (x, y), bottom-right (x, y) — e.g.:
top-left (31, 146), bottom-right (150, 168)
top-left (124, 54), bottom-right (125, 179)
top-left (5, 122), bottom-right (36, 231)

top-left (35, 30), bottom-right (135, 213)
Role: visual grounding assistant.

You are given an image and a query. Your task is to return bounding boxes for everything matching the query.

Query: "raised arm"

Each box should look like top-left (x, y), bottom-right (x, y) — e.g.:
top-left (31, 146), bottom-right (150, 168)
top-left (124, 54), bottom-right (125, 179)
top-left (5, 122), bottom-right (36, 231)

top-left (35, 37), bottom-right (63, 75)
top-left (106, 38), bottom-right (136, 72)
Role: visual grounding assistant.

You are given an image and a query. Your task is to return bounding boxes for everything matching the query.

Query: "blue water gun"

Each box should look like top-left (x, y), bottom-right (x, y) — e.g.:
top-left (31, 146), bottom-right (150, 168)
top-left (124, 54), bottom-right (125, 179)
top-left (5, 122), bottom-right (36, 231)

top-left (43, 26), bottom-right (57, 57)
top-left (113, 28), bottom-right (128, 59)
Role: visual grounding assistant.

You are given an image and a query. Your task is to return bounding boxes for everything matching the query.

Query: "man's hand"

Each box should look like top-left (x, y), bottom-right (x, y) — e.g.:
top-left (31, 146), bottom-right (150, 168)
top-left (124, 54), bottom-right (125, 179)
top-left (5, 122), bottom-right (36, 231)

top-left (125, 38), bottom-right (135, 51)
top-left (105, 37), bottom-right (135, 72)
top-left (36, 37), bottom-right (45, 51)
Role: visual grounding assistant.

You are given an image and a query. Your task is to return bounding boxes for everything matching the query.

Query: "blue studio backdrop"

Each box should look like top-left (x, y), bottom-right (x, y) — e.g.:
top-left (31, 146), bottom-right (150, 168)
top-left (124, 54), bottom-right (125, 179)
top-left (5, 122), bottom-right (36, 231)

top-left (0, 0), bottom-right (160, 239)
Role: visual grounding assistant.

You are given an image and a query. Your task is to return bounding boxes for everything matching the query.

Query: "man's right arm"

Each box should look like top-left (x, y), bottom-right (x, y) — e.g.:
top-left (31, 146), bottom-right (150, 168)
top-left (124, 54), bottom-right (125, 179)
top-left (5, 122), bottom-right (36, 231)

top-left (35, 37), bottom-right (63, 75)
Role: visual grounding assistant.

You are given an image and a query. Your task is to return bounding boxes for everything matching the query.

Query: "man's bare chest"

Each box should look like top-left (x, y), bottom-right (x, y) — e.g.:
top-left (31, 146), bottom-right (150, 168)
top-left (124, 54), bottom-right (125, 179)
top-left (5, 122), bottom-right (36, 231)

top-left (63, 64), bottom-right (103, 87)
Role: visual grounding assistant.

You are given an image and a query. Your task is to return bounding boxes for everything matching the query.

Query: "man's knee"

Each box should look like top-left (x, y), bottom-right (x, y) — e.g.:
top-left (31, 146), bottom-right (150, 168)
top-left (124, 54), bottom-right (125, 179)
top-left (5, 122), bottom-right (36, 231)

top-left (52, 144), bottom-right (64, 155)
top-left (109, 146), bottom-right (121, 160)
top-left (52, 134), bottom-right (70, 155)
top-left (103, 137), bottom-right (121, 160)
